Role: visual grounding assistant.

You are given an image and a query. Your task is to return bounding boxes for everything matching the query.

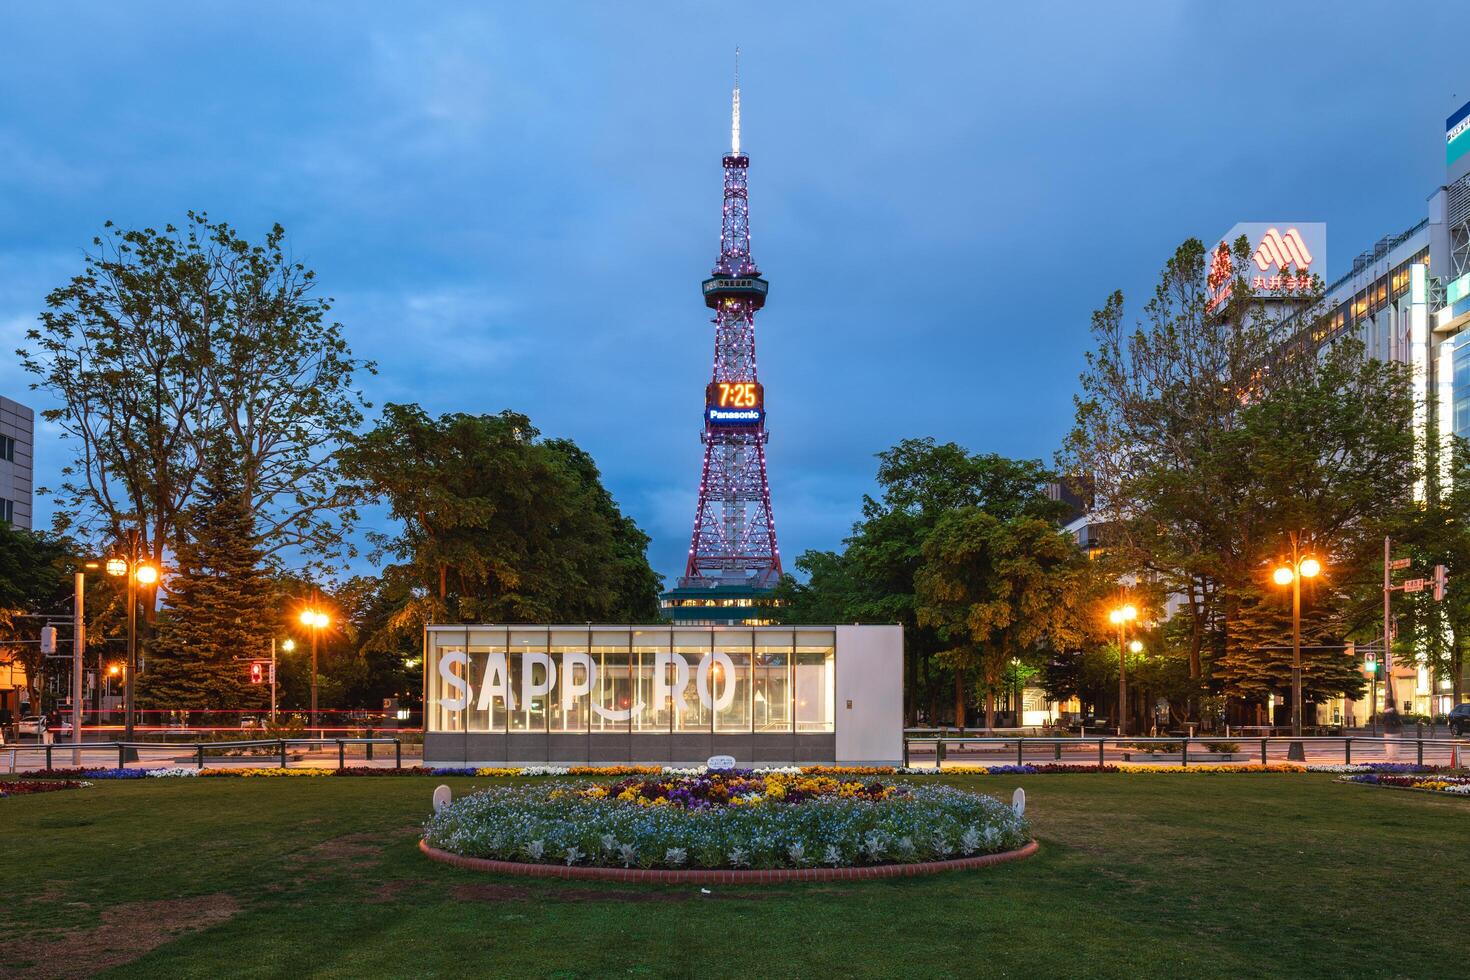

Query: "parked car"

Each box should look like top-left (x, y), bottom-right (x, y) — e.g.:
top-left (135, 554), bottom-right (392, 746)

top-left (17, 715), bottom-right (47, 737)
top-left (1450, 702), bottom-right (1470, 737)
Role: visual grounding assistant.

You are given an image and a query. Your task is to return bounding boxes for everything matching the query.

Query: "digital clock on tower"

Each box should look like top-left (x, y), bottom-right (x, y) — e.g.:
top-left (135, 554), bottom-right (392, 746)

top-left (705, 381), bottom-right (764, 425)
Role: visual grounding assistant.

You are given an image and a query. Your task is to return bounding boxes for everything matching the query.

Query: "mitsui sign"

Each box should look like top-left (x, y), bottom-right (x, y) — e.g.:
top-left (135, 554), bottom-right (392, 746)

top-left (422, 624), bottom-right (903, 766)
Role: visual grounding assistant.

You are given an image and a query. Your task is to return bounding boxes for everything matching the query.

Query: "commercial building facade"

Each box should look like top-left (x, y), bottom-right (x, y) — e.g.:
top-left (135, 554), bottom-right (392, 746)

top-left (1263, 99), bottom-right (1470, 721)
top-left (0, 395), bottom-right (34, 530)
top-left (422, 624), bottom-right (902, 766)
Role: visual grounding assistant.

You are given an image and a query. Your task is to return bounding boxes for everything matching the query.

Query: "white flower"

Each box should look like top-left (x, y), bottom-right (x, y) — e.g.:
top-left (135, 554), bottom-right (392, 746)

top-left (931, 831), bottom-right (953, 856)
top-left (146, 768), bottom-right (199, 778)
top-left (524, 839), bottom-right (545, 860)
top-left (823, 844), bottom-right (844, 867)
top-left (787, 842), bottom-right (806, 864)
top-left (600, 833), bottom-right (618, 852)
top-left (665, 847), bottom-right (687, 866)
top-left (619, 843), bottom-right (638, 867)
top-left (863, 832), bottom-right (886, 860)
top-left (564, 846), bottom-right (583, 866)
top-left (728, 847), bottom-right (750, 868)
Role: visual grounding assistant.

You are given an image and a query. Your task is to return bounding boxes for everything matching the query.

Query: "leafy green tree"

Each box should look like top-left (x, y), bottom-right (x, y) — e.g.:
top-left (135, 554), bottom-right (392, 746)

top-left (916, 510), bottom-right (1086, 729)
top-left (776, 439), bottom-right (1066, 725)
top-left (142, 447), bottom-right (276, 711)
top-left (0, 524), bottom-right (74, 714)
top-left (1066, 237), bottom-right (1415, 721)
top-left (21, 211), bottom-right (373, 574)
top-left (342, 404), bottom-right (661, 642)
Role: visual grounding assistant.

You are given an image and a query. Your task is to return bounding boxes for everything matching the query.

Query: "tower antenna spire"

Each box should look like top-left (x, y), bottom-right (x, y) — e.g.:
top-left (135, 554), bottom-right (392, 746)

top-left (731, 46), bottom-right (741, 156)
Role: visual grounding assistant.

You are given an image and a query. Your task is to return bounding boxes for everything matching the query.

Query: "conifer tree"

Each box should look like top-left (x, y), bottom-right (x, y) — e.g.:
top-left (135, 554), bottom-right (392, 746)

top-left (142, 447), bottom-right (276, 711)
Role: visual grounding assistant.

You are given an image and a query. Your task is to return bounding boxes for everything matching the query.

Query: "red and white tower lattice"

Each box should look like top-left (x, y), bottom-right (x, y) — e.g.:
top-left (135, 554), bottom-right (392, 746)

top-left (681, 66), bottom-right (782, 587)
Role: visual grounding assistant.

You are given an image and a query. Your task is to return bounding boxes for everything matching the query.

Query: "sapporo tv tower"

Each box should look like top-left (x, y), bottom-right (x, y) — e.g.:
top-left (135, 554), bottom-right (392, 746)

top-left (665, 57), bottom-right (783, 623)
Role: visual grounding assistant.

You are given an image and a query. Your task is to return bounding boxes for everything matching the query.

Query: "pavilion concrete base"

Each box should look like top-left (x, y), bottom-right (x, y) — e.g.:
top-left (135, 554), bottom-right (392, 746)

top-left (424, 731), bottom-right (838, 767)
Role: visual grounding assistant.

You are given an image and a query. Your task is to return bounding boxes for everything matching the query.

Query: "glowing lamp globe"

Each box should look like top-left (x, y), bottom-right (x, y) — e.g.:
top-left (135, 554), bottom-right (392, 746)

top-left (1273, 566), bottom-right (1295, 586)
top-left (105, 557), bottom-right (127, 577)
top-left (135, 564), bottom-right (159, 585)
top-left (1299, 558), bottom-right (1321, 579)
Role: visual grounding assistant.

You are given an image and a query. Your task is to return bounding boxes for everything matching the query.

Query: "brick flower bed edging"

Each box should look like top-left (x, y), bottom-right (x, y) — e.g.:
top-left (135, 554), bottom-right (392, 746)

top-left (418, 837), bottom-right (1039, 884)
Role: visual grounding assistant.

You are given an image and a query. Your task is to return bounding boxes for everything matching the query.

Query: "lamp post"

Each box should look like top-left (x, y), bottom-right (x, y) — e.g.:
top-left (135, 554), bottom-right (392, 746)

top-left (1272, 537), bottom-right (1322, 761)
top-left (299, 596), bottom-right (329, 737)
top-left (106, 533), bottom-right (159, 748)
top-left (1108, 603), bottom-right (1138, 736)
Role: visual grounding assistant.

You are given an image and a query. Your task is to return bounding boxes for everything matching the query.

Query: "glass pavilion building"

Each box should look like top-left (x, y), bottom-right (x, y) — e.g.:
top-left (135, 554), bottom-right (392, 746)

top-left (423, 624), bottom-right (902, 766)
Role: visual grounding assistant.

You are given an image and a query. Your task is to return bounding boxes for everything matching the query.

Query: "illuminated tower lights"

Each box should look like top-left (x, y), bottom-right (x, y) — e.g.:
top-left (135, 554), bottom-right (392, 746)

top-left (681, 58), bottom-right (782, 588)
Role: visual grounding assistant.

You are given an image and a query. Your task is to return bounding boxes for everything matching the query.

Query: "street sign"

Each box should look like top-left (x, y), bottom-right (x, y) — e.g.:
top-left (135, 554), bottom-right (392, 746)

top-left (1390, 557), bottom-right (1412, 570)
top-left (1403, 578), bottom-right (1426, 593)
top-left (40, 626), bottom-right (56, 654)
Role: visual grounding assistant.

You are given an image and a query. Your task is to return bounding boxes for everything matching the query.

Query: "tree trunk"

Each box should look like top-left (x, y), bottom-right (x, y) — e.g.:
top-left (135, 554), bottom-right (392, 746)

top-left (985, 687), bottom-right (996, 733)
top-left (953, 668), bottom-right (966, 729)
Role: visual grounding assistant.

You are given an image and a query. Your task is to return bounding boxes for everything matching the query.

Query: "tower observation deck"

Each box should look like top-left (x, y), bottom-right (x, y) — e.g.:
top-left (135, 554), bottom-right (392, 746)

top-left (676, 62), bottom-right (782, 597)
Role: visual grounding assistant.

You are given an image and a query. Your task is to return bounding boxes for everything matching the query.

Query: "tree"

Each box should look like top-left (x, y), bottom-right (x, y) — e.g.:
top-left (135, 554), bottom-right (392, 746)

top-left (916, 510), bottom-right (1087, 729)
top-left (0, 524), bottom-right (73, 715)
top-left (1065, 237), bottom-right (1415, 720)
top-left (21, 212), bottom-right (373, 574)
top-left (142, 447), bottom-right (276, 712)
top-left (342, 403), bottom-right (662, 641)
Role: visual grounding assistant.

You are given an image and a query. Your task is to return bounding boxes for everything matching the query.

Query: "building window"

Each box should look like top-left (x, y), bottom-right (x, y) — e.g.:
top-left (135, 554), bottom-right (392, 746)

top-left (0, 435), bottom-right (12, 462)
top-left (0, 498), bottom-right (11, 523)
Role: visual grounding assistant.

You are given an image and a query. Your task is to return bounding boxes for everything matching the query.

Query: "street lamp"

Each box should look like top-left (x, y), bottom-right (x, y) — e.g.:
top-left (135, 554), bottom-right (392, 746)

top-left (1273, 539), bottom-right (1322, 761)
top-left (1108, 603), bottom-right (1138, 736)
top-left (299, 602), bottom-right (330, 736)
top-left (105, 532), bottom-right (160, 748)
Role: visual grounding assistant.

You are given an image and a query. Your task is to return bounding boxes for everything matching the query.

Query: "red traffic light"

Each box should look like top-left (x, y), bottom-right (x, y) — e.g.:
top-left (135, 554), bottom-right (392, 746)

top-left (249, 662), bottom-right (264, 685)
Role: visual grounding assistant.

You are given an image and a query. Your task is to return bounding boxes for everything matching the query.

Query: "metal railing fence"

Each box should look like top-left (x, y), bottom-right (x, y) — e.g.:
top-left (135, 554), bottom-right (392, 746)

top-left (902, 734), bottom-right (1470, 768)
top-left (2, 737), bottom-right (403, 773)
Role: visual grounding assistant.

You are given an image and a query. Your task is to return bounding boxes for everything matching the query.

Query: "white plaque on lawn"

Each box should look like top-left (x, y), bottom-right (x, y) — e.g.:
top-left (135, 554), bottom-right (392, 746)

top-left (432, 784), bottom-right (452, 813)
top-left (1011, 787), bottom-right (1026, 816)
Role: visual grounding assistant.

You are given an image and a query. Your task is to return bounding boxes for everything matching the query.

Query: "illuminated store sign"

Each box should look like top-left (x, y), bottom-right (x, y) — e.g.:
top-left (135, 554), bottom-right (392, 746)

top-left (1206, 223), bottom-right (1326, 310)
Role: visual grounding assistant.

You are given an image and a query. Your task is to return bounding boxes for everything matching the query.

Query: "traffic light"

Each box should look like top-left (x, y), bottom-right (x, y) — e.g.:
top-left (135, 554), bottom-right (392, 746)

top-left (248, 661), bottom-right (264, 685)
top-left (1433, 564), bottom-right (1448, 601)
top-left (1364, 650), bottom-right (1378, 674)
top-left (40, 626), bottom-right (56, 654)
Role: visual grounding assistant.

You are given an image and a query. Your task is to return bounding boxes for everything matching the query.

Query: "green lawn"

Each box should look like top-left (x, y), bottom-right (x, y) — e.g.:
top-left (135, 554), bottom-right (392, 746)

top-left (4, 773), bottom-right (1467, 978)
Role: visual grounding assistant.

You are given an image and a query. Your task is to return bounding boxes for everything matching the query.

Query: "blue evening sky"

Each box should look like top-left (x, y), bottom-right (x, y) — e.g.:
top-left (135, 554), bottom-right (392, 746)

top-left (1, 3), bottom-right (1465, 582)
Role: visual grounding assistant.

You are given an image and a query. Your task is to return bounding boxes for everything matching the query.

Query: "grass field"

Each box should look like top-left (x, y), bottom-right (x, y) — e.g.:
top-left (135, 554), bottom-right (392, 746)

top-left (4, 772), bottom-right (1468, 979)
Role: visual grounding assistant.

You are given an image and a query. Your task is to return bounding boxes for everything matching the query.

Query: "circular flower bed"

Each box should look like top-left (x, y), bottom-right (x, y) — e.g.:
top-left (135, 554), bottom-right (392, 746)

top-left (422, 770), bottom-right (1029, 873)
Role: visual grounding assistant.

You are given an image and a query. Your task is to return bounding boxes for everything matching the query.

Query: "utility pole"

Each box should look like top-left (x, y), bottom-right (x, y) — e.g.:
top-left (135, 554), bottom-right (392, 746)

top-left (1382, 536), bottom-right (1397, 722)
top-left (270, 637), bottom-right (278, 724)
top-left (71, 571), bottom-right (84, 766)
